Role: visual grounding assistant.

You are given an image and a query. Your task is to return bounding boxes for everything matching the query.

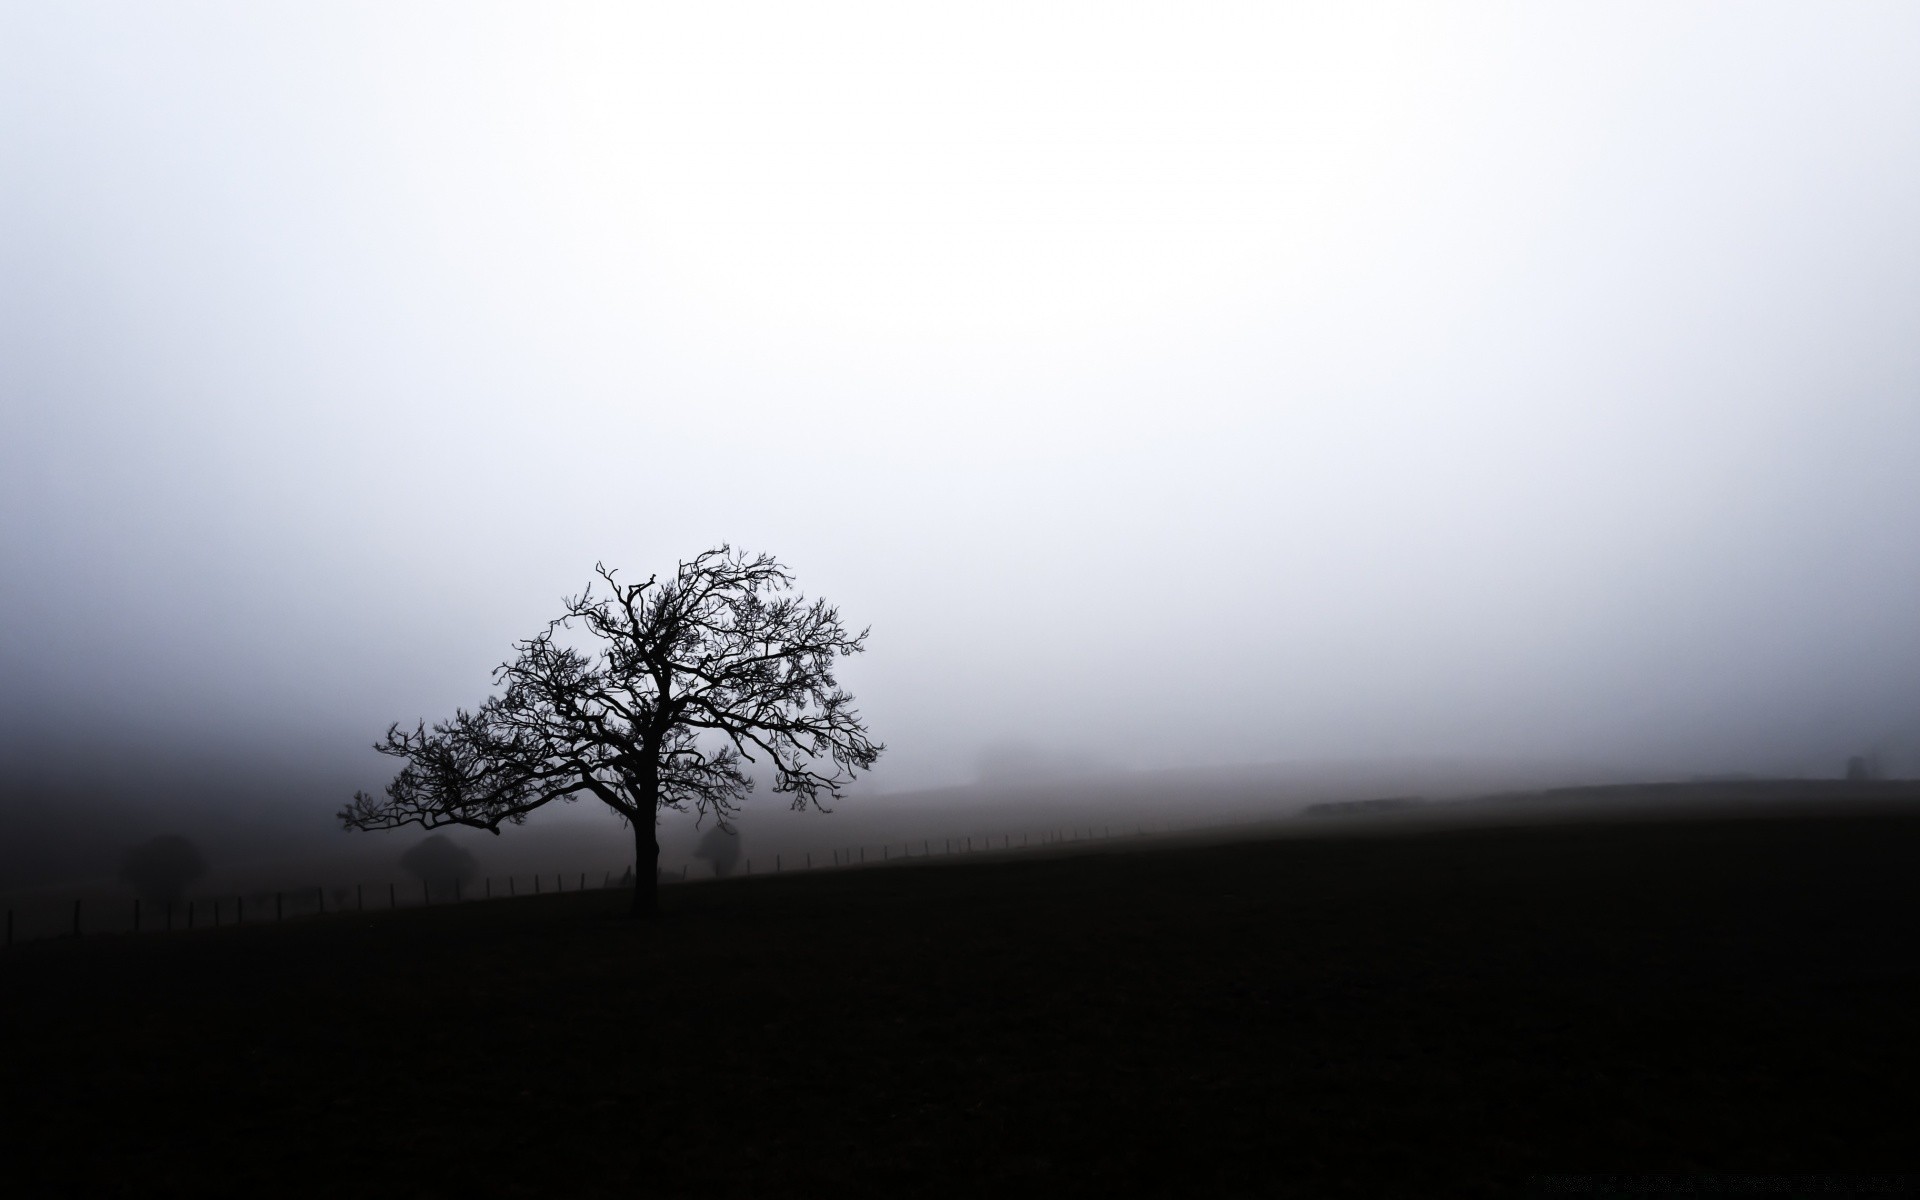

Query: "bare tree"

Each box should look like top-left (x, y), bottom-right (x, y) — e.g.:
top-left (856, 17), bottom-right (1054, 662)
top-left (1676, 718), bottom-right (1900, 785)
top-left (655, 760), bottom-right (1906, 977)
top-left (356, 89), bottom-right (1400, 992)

top-left (341, 546), bottom-right (882, 915)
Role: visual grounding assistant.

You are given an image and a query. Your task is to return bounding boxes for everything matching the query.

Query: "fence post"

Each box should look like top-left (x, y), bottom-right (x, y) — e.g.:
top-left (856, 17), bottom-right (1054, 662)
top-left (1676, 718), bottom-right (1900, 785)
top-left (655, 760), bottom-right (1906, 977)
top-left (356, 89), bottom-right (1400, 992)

top-left (389, 882), bottom-right (395, 909)
top-left (486, 878), bottom-right (492, 899)
top-left (580, 872), bottom-right (586, 891)
top-left (134, 898), bottom-right (141, 933)
top-left (807, 852), bottom-right (812, 868)
top-left (859, 847), bottom-right (864, 863)
top-left (277, 893), bottom-right (283, 922)
top-left (603, 872), bottom-right (609, 888)
top-left (776, 855), bottom-right (781, 872)
top-left (422, 879), bottom-right (429, 906)
top-left (318, 886), bottom-right (325, 914)
top-left (924, 840), bottom-right (929, 856)
top-left (682, 865), bottom-right (687, 880)
top-left (509, 877), bottom-right (515, 897)
top-left (883, 846), bottom-right (888, 861)
top-left (455, 878), bottom-right (462, 902)
top-left (357, 883), bottom-right (363, 911)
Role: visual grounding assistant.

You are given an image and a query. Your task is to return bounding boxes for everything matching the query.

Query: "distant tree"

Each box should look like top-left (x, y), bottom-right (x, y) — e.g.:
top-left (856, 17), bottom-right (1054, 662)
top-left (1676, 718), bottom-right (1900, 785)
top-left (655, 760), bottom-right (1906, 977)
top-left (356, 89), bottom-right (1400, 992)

top-left (118, 835), bottom-right (207, 905)
top-left (695, 823), bottom-right (742, 878)
top-left (399, 834), bottom-right (478, 895)
top-left (342, 546), bottom-right (882, 915)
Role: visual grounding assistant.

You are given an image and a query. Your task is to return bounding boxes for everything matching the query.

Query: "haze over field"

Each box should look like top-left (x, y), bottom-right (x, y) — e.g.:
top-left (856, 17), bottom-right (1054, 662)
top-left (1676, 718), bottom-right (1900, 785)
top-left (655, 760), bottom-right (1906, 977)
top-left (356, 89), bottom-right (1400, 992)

top-left (4, 3), bottom-right (1919, 887)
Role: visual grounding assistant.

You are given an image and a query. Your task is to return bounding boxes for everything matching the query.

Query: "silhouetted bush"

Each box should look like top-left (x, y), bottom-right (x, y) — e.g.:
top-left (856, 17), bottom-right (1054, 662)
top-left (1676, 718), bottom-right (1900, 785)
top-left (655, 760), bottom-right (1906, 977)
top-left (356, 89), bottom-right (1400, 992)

top-left (118, 835), bottom-right (208, 904)
top-left (399, 834), bottom-right (478, 891)
top-left (1303, 797), bottom-right (1424, 818)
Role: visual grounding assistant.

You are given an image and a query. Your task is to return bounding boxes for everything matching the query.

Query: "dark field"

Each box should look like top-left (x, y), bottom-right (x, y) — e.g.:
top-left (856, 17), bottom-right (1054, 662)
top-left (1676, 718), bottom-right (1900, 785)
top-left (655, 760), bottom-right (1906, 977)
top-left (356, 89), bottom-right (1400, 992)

top-left (4, 802), bottom-right (1918, 1197)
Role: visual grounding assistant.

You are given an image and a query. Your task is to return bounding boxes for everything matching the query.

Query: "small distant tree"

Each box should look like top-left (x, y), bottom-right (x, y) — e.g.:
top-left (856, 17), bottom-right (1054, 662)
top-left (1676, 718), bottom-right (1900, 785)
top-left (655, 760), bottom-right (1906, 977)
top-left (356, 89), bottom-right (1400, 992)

top-left (1845, 753), bottom-right (1883, 782)
top-left (118, 835), bottom-right (207, 905)
top-left (399, 834), bottom-right (478, 896)
top-left (695, 823), bottom-right (742, 878)
top-left (342, 547), bottom-right (882, 916)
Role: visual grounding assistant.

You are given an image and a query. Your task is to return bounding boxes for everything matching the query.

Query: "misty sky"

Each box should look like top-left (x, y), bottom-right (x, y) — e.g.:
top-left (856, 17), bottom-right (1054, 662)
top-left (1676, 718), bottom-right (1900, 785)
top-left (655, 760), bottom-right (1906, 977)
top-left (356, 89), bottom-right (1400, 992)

top-left (4, 2), bottom-right (1919, 813)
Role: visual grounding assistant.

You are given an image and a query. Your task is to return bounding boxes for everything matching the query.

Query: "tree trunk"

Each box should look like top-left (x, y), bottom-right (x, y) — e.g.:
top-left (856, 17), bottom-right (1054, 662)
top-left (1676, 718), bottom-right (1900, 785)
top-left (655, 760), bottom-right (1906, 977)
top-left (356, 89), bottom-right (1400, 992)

top-left (631, 801), bottom-right (660, 918)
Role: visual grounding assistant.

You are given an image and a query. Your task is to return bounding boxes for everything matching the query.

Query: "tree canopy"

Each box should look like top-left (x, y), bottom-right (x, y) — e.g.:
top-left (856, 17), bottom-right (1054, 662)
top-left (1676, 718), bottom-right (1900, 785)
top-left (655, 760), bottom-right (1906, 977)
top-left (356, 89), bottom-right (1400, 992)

top-left (342, 546), bottom-right (882, 913)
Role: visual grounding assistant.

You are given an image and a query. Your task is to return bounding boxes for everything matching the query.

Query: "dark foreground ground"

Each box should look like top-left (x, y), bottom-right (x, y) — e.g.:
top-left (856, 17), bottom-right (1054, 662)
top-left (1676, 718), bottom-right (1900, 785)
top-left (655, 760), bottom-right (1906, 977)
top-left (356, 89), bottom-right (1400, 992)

top-left (4, 798), bottom-right (1917, 1197)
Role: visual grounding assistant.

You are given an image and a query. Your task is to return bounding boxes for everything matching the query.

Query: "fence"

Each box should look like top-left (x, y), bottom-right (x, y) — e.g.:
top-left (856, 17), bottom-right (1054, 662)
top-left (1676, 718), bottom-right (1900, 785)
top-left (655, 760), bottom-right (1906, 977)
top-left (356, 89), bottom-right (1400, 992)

top-left (1, 822), bottom-right (1164, 949)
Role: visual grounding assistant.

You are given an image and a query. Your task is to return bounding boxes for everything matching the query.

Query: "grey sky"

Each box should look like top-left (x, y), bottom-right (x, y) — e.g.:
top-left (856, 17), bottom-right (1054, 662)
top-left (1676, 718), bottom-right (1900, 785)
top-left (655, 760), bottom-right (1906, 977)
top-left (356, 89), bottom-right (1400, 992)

top-left (3, 2), bottom-right (1918, 818)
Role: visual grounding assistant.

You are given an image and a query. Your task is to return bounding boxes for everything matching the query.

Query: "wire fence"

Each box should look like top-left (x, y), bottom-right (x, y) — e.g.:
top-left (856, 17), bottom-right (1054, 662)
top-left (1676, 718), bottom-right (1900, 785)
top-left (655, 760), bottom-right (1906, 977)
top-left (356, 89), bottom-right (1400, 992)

top-left (1, 823), bottom-right (1165, 949)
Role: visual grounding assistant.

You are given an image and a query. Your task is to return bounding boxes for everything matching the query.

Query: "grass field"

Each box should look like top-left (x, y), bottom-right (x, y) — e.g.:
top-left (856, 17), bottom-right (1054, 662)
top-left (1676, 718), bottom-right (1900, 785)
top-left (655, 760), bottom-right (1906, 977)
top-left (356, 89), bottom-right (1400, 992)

top-left (3, 795), bottom-right (1917, 1197)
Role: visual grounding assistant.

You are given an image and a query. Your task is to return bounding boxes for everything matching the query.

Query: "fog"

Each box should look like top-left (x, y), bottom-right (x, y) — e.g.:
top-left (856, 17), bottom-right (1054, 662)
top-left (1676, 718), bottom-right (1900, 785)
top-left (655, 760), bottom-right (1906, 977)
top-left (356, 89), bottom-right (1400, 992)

top-left (4, 3), bottom-right (1919, 889)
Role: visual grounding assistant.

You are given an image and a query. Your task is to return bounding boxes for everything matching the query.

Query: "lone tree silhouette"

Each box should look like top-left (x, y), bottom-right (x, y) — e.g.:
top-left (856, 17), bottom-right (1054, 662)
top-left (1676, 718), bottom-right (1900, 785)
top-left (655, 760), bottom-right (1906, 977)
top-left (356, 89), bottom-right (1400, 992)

top-left (118, 834), bottom-right (207, 905)
top-left (399, 834), bottom-right (479, 898)
top-left (695, 823), bottom-right (742, 879)
top-left (341, 546), bottom-right (882, 915)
